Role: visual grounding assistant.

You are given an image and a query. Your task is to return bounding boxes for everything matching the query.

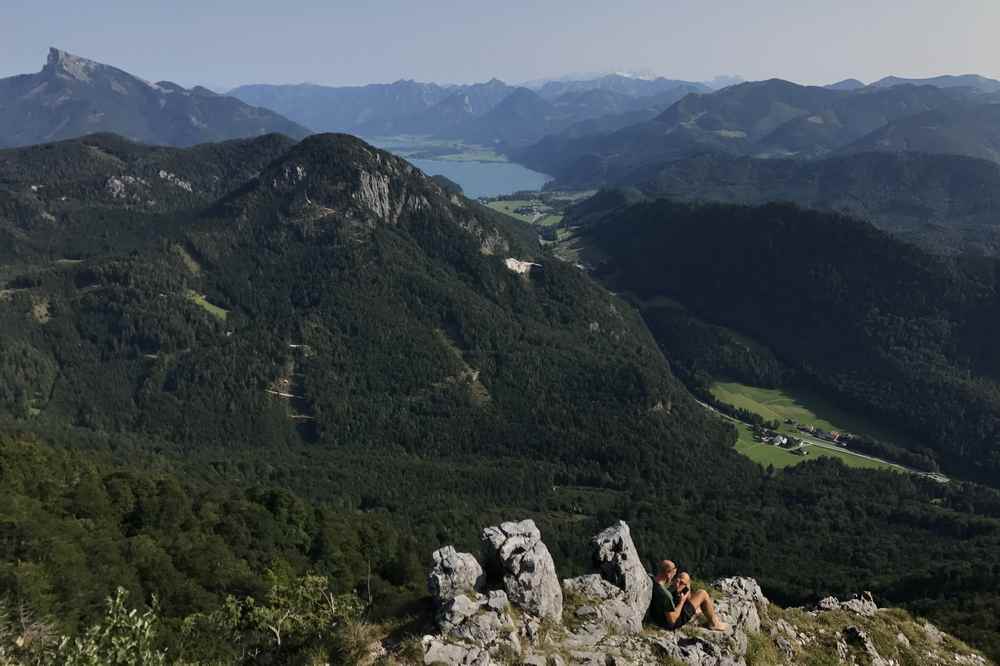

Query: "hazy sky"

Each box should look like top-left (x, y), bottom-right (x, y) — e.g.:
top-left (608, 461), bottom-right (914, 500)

top-left (3, 0), bottom-right (999, 89)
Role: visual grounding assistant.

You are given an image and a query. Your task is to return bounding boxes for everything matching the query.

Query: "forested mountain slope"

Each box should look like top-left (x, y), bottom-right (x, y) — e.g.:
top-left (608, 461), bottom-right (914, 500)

top-left (569, 198), bottom-right (1000, 486)
top-left (0, 49), bottom-right (310, 149)
top-left (0, 134), bottom-right (999, 661)
top-left (0, 133), bottom-right (298, 263)
top-left (843, 103), bottom-right (1000, 163)
top-left (626, 151), bottom-right (1000, 256)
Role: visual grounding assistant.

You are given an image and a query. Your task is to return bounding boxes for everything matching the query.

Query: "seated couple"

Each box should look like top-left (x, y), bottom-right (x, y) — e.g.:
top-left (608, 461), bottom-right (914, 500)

top-left (650, 560), bottom-right (729, 632)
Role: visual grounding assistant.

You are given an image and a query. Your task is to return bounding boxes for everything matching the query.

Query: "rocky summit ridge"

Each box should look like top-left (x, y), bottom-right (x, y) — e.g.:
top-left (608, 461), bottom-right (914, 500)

top-left (408, 520), bottom-right (990, 666)
top-left (209, 133), bottom-right (515, 256)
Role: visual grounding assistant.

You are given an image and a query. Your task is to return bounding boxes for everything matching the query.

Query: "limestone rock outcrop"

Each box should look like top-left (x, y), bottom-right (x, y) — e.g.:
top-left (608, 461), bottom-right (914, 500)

top-left (713, 576), bottom-right (765, 634)
top-left (562, 573), bottom-right (639, 638)
top-left (429, 545), bottom-right (486, 607)
top-left (590, 520), bottom-right (652, 627)
top-left (480, 519), bottom-right (563, 621)
top-left (435, 590), bottom-right (520, 655)
top-left (420, 637), bottom-right (491, 666)
top-left (816, 591), bottom-right (879, 617)
top-left (414, 520), bottom-right (989, 666)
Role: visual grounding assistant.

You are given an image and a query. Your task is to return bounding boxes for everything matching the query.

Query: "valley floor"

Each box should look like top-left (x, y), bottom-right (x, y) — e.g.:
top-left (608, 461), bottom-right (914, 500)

top-left (706, 381), bottom-right (946, 478)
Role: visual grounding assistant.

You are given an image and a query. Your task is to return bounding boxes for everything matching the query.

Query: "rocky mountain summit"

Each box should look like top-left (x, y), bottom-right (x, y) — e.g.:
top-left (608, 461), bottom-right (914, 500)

top-left (0, 48), bottom-right (309, 148)
top-left (414, 520), bottom-right (990, 666)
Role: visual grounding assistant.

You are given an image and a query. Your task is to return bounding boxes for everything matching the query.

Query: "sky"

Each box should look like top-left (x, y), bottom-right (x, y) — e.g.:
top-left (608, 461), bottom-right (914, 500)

top-left (3, 0), bottom-right (999, 90)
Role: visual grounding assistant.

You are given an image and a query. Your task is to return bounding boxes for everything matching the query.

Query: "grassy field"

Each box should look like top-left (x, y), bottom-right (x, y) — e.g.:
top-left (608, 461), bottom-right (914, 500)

top-left (486, 200), bottom-right (537, 222)
top-left (186, 290), bottom-right (228, 321)
top-left (714, 381), bottom-right (904, 471)
top-left (486, 200), bottom-right (565, 227)
top-left (712, 381), bottom-right (913, 446)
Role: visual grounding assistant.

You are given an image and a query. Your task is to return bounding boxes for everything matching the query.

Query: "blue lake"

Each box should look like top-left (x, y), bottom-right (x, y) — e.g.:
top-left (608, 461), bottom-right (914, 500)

top-left (405, 159), bottom-right (551, 198)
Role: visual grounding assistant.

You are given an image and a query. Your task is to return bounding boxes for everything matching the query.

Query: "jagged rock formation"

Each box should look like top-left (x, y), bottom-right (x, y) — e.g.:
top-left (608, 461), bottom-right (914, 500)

top-left (480, 519), bottom-right (563, 622)
top-left (414, 520), bottom-right (991, 666)
top-left (432, 590), bottom-right (521, 659)
top-left (590, 521), bottom-right (651, 629)
top-left (429, 546), bottom-right (486, 606)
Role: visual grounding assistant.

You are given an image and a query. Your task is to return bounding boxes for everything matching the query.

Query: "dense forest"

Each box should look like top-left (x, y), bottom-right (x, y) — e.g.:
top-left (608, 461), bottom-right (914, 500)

top-left (0, 135), bottom-right (999, 662)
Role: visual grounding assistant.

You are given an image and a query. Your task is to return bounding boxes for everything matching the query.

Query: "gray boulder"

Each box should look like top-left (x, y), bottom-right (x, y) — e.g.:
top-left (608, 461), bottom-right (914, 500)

top-left (429, 545), bottom-right (486, 606)
top-left (436, 591), bottom-right (519, 655)
top-left (816, 591), bottom-right (878, 617)
top-left (713, 576), bottom-right (767, 608)
top-left (844, 625), bottom-right (891, 666)
top-left (562, 574), bottom-right (640, 637)
top-left (480, 519), bottom-right (563, 621)
top-left (421, 636), bottom-right (492, 666)
top-left (841, 591), bottom-right (878, 617)
top-left (712, 576), bottom-right (767, 634)
top-left (591, 521), bottom-right (652, 626)
top-left (646, 633), bottom-right (745, 666)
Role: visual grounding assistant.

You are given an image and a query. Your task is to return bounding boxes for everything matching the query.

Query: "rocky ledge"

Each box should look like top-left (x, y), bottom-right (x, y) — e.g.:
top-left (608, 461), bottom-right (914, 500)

top-left (411, 519), bottom-right (990, 666)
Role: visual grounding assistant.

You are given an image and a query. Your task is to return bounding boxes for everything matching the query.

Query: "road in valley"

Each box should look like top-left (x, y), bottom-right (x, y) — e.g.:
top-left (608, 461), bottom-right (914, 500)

top-left (695, 399), bottom-right (948, 482)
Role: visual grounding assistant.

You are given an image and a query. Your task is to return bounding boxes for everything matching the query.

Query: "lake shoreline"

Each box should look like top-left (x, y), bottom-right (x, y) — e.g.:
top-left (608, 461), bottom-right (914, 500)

top-left (365, 135), bottom-right (553, 198)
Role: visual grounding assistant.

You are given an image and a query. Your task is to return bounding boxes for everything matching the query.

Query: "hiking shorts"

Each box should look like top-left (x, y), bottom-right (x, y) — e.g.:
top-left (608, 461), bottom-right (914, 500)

top-left (666, 600), bottom-right (697, 630)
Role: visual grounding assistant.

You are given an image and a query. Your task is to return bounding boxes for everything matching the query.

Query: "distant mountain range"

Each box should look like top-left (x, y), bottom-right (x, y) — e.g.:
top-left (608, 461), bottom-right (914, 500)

top-left (868, 74), bottom-right (1000, 93)
top-left (230, 74), bottom-right (708, 150)
top-left (227, 80), bottom-right (454, 138)
top-left (515, 77), bottom-right (1000, 185)
top-left (842, 102), bottom-right (1000, 163)
top-left (5, 48), bottom-right (1000, 214)
top-left (824, 74), bottom-right (1000, 93)
top-left (0, 49), bottom-right (310, 149)
top-left (531, 74), bottom-right (711, 99)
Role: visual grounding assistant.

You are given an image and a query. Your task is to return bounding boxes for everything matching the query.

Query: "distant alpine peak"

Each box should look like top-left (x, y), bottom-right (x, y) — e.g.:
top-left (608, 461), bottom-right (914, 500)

top-left (43, 47), bottom-right (173, 93)
top-left (611, 69), bottom-right (659, 80)
top-left (0, 47), bottom-right (310, 148)
top-left (46, 47), bottom-right (101, 81)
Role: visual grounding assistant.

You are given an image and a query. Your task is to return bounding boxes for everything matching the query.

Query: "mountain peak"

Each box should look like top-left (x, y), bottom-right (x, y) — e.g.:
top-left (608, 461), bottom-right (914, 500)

top-left (219, 133), bottom-right (443, 224)
top-left (45, 47), bottom-right (101, 81)
top-left (826, 78), bottom-right (866, 91)
top-left (1, 49), bottom-right (310, 148)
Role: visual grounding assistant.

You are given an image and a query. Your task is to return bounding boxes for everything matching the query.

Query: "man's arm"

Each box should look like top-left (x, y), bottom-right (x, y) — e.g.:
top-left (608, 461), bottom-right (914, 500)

top-left (664, 590), bottom-right (690, 625)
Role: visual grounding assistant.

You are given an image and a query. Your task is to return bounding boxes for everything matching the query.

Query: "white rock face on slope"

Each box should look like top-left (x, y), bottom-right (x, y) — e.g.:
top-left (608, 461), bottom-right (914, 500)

top-left (504, 257), bottom-right (540, 274)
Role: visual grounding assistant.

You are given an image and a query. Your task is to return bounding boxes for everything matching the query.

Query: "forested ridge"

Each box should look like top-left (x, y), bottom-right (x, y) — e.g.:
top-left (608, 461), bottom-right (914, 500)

top-left (0, 134), bottom-right (999, 662)
top-left (627, 151), bottom-right (1000, 257)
